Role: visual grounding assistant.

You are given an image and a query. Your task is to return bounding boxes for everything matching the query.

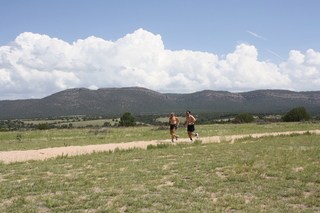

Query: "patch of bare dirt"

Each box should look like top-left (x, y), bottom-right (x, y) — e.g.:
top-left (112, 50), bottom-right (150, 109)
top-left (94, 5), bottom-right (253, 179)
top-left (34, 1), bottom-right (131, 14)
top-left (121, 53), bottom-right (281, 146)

top-left (1, 130), bottom-right (319, 164)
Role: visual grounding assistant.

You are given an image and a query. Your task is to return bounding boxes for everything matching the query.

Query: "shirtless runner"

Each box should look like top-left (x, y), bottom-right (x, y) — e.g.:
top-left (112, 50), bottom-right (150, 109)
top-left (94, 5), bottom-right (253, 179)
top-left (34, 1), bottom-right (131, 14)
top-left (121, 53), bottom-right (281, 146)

top-left (169, 112), bottom-right (180, 142)
top-left (185, 110), bottom-right (199, 142)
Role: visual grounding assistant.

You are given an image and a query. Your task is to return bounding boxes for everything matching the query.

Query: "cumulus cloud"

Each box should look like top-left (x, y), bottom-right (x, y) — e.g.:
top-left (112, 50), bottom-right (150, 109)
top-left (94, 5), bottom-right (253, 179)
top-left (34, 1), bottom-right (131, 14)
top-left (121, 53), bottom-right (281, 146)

top-left (217, 44), bottom-right (290, 90)
top-left (280, 49), bottom-right (320, 90)
top-left (0, 28), bottom-right (319, 100)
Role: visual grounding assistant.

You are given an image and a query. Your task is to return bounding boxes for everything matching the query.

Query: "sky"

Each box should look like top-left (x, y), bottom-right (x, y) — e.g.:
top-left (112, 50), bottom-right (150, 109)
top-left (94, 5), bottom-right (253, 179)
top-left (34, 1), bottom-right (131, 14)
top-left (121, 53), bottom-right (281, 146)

top-left (1, 0), bottom-right (320, 100)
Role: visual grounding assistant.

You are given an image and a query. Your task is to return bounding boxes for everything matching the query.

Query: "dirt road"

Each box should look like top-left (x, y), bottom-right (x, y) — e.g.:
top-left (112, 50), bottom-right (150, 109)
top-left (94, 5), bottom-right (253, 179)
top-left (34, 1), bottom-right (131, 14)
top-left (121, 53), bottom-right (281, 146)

top-left (1, 130), bottom-right (319, 164)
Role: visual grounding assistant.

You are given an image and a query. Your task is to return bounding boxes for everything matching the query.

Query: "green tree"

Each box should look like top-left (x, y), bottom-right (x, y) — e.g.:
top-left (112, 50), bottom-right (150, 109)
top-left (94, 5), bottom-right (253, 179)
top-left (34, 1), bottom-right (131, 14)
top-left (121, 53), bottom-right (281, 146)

top-left (282, 106), bottom-right (312, 122)
top-left (36, 123), bottom-right (51, 130)
top-left (234, 113), bottom-right (254, 123)
top-left (119, 112), bottom-right (136, 127)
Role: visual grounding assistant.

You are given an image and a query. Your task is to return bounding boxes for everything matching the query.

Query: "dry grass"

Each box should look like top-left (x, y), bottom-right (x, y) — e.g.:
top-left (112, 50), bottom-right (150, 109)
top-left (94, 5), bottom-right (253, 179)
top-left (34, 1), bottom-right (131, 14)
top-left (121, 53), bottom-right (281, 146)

top-left (0, 130), bottom-right (319, 212)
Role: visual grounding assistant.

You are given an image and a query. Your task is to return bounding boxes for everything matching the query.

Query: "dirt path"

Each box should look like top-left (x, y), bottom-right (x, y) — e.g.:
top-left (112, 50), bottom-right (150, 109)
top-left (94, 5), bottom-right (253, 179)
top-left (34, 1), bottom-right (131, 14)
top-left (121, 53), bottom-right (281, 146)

top-left (1, 130), bottom-right (319, 164)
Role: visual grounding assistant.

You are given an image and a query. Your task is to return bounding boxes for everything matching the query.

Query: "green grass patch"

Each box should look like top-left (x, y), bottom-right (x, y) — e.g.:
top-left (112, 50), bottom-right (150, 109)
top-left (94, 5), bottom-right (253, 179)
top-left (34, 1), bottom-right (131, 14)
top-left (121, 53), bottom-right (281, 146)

top-left (147, 143), bottom-right (171, 150)
top-left (22, 118), bottom-right (120, 127)
top-left (1, 122), bottom-right (320, 151)
top-left (157, 116), bottom-right (184, 123)
top-left (0, 133), bottom-right (319, 212)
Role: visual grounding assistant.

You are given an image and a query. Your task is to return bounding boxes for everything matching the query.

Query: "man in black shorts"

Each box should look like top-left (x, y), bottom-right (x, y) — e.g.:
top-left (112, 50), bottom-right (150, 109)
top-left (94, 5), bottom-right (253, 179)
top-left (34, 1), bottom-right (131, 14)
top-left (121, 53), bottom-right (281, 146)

top-left (185, 110), bottom-right (199, 142)
top-left (169, 112), bottom-right (180, 142)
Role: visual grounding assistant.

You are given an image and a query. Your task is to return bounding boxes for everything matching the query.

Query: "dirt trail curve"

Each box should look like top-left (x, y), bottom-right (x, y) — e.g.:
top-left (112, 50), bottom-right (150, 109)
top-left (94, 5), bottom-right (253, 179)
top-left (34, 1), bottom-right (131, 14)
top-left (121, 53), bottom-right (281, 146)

top-left (1, 130), bottom-right (319, 164)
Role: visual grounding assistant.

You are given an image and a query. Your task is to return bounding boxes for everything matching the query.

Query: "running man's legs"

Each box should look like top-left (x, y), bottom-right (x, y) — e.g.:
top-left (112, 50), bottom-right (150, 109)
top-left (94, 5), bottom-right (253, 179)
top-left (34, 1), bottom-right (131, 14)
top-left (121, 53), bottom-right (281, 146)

top-left (188, 131), bottom-right (197, 139)
top-left (170, 125), bottom-right (178, 142)
top-left (187, 125), bottom-right (198, 141)
top-left (170, 129), bottom-right (175, 140)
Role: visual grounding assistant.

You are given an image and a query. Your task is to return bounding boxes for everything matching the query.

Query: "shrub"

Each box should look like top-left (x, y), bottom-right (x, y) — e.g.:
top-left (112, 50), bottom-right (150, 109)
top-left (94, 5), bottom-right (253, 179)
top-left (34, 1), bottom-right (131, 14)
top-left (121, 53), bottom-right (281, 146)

top-left (103, 122), bottom-right (111, 127)
top-left (119, 112), bottom-right (136, 127)
top-left (282, 107), bottom-right (312, 122)
top-left (36, 123), bottom-right (51, 130)
top-left (234, 113), bottom-right (254, 123)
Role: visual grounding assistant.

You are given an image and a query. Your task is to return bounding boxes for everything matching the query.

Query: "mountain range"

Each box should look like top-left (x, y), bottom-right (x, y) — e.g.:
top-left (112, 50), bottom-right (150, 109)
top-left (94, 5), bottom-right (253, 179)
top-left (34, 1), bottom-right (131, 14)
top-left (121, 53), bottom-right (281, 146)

top-left (1, 87), bottom-right (320, 119)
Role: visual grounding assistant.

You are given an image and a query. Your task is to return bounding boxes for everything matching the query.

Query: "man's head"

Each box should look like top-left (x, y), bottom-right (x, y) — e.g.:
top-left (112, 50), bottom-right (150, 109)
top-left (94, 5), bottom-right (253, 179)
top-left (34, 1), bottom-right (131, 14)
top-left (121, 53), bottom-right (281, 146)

top-left (186, 110), bottom-right (191, 115)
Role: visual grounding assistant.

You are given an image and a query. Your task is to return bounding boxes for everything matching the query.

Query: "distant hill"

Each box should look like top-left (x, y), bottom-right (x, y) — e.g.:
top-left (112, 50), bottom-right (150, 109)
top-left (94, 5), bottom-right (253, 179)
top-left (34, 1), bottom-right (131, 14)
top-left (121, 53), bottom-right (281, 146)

top-left (1, 87), bottom-right (320, 119)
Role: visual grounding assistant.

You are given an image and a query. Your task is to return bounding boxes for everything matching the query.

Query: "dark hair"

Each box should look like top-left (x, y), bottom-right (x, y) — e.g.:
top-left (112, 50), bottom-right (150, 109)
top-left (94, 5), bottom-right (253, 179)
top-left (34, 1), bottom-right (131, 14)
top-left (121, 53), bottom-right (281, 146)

top-left (186, 110), bottom-right (191, 113)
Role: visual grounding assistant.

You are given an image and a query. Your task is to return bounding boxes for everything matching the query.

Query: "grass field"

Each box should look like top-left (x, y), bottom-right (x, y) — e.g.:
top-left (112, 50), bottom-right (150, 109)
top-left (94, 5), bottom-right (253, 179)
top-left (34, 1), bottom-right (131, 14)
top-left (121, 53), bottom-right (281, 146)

top-left (0, 122), bottom-right (319, 151)
top-left (0, 123), bottom-right (319, 212)
top-left (22, 118), bottom-right (120, 128)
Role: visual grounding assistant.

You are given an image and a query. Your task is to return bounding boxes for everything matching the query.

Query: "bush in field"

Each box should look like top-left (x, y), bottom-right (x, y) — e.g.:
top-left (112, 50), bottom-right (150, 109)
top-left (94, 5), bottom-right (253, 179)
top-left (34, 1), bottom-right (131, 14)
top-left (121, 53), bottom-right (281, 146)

top-left (234, 113), bottom-right (254, 123)
top-left (103, 122), bottom-right (111, 127)
top-left (36, 123), bottom-right (51, 130)
top-left (282, 106), bottom-right (312, 122)
top-left (119, 112), bottom-right (136, 127)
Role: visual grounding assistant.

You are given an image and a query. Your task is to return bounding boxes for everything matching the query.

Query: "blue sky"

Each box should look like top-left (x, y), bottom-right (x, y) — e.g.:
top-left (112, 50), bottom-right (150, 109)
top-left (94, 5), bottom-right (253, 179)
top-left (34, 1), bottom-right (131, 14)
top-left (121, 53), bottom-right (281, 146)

top-left (1, 0), bottom-right (320, 100)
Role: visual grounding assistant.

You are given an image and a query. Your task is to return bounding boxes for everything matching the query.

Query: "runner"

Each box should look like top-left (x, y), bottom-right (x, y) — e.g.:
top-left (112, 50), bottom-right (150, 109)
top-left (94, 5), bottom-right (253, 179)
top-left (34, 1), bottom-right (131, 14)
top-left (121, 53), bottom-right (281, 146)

top-left (169, 112), bottom-right (180, 142)
top-left (185, 110), bottom-right (199, 142)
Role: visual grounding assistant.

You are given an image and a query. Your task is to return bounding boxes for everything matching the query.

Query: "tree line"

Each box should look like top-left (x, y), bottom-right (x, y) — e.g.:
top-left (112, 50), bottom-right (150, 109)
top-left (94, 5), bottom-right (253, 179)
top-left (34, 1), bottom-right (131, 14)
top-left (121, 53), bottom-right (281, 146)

top-left (0, 107), bottom-right (318, 131)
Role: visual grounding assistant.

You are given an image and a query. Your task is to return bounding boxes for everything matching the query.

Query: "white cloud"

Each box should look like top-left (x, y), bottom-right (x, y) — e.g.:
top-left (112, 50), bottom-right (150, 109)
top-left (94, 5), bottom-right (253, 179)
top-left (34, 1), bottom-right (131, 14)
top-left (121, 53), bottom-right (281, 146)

top-left (217, 44), bottom-right (291, 90)
top-left (88, 85), bottom-right (99, 90)
top-left (0, 28), bottom-right (319, 100)
top-left (280, 49), bottom-right (320, 90)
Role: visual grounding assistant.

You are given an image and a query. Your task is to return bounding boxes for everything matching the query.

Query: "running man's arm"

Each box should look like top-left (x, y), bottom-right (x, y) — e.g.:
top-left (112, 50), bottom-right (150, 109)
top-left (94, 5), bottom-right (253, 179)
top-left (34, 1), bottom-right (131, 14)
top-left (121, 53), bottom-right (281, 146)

top-left (191, 115), bottom-right (196, 123)
top-left (176, 117), bottom-right (180, 125)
